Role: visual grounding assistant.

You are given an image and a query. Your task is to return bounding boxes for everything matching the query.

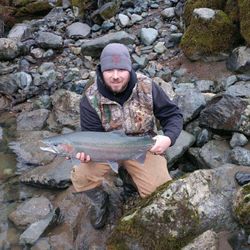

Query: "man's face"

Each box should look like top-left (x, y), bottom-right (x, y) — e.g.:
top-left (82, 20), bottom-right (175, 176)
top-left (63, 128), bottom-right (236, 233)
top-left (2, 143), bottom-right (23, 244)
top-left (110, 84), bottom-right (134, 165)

top-left (103, 69), bottom-right (130, 93)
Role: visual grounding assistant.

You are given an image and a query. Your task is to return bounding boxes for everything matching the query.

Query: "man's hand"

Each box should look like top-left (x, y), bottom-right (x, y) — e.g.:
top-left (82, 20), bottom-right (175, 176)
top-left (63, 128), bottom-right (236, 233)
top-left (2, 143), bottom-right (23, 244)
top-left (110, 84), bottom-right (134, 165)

top-left (150, 135), bottom-right (171, 155)
top-left (76, 152), bottom-right (91, 163)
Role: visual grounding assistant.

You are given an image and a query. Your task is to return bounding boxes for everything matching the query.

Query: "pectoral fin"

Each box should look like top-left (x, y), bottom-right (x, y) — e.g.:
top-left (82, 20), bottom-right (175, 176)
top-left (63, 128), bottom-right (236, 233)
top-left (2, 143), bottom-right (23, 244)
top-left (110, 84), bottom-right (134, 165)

top-left (107, 161), bottom-right (119, 173)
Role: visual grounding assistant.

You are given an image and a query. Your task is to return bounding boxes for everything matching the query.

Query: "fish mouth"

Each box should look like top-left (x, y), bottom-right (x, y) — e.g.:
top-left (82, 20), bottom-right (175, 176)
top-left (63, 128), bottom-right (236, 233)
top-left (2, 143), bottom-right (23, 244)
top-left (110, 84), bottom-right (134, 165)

top-left (40, 146), bottom-right (59, 154)
top-left (40, 140), bottom-right (60, 154)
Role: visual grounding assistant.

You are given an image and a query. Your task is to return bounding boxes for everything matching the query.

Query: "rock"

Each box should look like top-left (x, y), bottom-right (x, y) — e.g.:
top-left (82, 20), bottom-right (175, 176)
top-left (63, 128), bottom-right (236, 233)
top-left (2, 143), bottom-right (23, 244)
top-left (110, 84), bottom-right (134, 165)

top-left (0, 38), bottom-right (19, 61)
top-left (81, 31), bottom-right (135, 57)
top-left (118, 13), bottom-right (130, 27)
top-left (140, 28), bottom-right (158, 46)
top-left (0, 74), bottom-right (19, 95)
top-left (9, 130), bottom-right (57, 166)
top-left (232, 183), bottom-right (250, 230)
top-left (20, 157), bottom-right (73, 189)
top-left (182, 230), bottom-right (218, 250)
top-left (99, 1), bottom-right (121, 20)
top-left (230, 132), bottom-right (248, 148)
top-left (166, 130), bottom-right (195, 167)
top-left (235, 171), bottom-right (250, 186)
top-left (238, 0), bottom-right (250, 45)
top-left (195, 80), bottom-right (215, 92)
top-left (8, 196), bottom-right (52, 228)
top-left (161, 7), bottom-right (175, 19)
top-left (19, 208), bottom-right (61, 246)
top-left (16, 109), bottom-right (50, 131)
top-left (66, 22), bottom-right (91, 39)
top-left (225, 82), bottom-right (250, 98)
top-left (181, 9), bottom-right (236, 61)
top-left (199, 140), bottom-right (232, 169)
top-left (7, 23), bottom-right (32, 42)
top-left (193, 8), bottom-right (216, 21)
top-left (35, 32), bottom-right (63, 50)
top-left (51, 89), bottom-right (81, 128)
top-left (108, 166), bottom-right (243, 249)
top-left (174, 88), bottom-right (206, 124)
top-left (226, 46), bottom-right (250, 74)
top-left (199, 94), bottom-right (250, 136)
top-left (230, 147), bottom-right (250, 166)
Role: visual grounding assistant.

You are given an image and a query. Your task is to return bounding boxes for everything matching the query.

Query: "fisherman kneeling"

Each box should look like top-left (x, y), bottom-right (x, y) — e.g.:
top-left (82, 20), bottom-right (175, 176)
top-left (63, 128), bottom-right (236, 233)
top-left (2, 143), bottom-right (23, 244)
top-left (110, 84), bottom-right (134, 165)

top-left (70, 43), bottom-right (183, 229)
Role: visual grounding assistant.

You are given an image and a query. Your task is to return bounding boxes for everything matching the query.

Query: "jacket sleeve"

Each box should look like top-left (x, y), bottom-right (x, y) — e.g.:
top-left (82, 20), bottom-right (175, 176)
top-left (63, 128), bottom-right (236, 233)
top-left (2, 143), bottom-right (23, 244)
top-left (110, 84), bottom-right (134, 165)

top-left (80, 96), bottom-right (105, 132)
top-left (152, 82), bottom-right (183, 146)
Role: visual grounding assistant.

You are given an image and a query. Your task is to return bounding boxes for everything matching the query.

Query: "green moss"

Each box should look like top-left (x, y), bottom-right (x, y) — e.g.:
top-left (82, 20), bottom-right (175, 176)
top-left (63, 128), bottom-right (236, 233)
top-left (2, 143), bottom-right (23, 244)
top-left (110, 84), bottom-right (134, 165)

top-left (180, 10), bottom-right (236, 60)
top-left (71, 0), bottom-right (96, 16)
top-left (224, 0), bottom-right (239, 24)
top-left (233, 183), bottom-right (250, 232)
top-left (238, 0), bottom-right (250, 45)
top-left (183, 0), bottom-right (227, 26)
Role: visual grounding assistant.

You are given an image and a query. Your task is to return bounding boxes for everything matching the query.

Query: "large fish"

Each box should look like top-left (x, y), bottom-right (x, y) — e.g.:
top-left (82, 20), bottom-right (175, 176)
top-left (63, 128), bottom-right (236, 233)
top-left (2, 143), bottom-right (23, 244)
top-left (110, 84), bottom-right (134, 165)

top-left (40, 131), bottom-right (154, 173)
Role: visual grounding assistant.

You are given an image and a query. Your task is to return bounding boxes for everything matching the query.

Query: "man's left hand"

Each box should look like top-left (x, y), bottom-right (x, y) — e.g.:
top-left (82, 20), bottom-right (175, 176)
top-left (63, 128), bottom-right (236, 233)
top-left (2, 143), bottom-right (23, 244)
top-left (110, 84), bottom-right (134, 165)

top-left (150, 135), bottom-right (171, 155)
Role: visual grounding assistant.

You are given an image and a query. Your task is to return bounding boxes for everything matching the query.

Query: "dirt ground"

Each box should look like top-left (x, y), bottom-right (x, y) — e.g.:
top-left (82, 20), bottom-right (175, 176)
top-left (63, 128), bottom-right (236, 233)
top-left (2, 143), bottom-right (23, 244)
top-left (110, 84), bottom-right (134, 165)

top-left (166, 51), bottom-right (232, 82)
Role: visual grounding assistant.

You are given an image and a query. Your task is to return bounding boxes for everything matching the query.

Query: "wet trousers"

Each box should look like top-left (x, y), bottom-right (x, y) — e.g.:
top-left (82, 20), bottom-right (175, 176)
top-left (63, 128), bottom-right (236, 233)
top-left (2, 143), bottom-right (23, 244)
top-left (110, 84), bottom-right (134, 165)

top-left (70, 152), bottom-right (172, 198)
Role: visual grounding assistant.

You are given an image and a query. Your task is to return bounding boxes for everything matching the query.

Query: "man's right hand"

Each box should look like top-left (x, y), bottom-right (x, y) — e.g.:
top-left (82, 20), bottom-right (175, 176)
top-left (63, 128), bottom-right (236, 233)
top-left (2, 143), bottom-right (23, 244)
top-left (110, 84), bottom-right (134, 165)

top-left (76, 152), bottom-right (91, 163)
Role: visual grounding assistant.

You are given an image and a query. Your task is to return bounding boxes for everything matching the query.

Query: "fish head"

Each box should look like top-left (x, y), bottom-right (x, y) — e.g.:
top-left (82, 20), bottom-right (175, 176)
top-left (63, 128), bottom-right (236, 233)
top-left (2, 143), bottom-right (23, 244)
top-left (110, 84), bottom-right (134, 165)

top-left (40, 136), bottom-right (75, 156)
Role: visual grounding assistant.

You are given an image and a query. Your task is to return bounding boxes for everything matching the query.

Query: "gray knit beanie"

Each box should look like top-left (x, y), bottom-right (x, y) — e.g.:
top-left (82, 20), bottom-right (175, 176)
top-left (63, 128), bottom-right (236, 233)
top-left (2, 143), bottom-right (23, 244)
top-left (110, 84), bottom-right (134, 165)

top-left (100, 43), bottom-right (132, 72)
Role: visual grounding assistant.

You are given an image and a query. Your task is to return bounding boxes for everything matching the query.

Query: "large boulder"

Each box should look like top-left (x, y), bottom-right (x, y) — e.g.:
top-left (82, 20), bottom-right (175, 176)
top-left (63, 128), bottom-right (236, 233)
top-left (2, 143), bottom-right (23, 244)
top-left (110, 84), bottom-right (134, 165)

top-left (180, 8), bottom-right (236, 61)
top-left (199, 94), bottom-right (250, 136)
top-left (183, 0), bottom-right (227, 26)
top-left (108, 166), bottom-right (244, 249)
top-left (238, 0), bottom-right (250, 45)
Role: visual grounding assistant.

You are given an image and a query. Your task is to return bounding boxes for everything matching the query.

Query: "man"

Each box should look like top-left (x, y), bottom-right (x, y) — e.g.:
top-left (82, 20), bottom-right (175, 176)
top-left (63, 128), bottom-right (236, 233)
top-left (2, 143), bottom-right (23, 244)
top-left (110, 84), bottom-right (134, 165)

top-left (70, 43), bottom-right (183, 229)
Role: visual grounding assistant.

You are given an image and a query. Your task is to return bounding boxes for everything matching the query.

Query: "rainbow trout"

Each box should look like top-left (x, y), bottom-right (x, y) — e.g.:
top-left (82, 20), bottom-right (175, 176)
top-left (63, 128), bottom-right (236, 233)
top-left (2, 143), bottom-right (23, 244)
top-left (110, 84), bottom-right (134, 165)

top-left (40, 131), bottom-right (154, 173)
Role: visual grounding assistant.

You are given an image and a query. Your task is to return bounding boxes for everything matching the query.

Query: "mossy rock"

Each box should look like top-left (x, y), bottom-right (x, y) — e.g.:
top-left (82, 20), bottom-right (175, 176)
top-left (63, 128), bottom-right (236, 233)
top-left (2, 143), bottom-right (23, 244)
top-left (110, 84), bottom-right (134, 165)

top-left (107, 181), bottom-right (200, 250)
top-left (15, 0), bottom-right (53, 16)
top-left (238, 0), bottom-right (250, 45)
top-left (99, 1), bottom-right (121, 20)
top-left (180, 10), bottom-right (237, 61)
top-left (224, 0), bottom-right (239, 24)
top-left (183, 0), bottom-right (227, 26)
top-left (70, 0), bottom-right (96, 17)
top-left (12, 0), bottom-right (32, 7)
top-left (233, 183), bottom-right (250, 233)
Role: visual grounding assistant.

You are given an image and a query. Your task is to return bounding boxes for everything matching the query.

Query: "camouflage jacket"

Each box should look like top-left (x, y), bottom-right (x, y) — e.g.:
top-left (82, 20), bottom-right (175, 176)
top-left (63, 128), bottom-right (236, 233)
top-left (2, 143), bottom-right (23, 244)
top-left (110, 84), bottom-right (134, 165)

top-left (85, 73), bottom-right (155, 135)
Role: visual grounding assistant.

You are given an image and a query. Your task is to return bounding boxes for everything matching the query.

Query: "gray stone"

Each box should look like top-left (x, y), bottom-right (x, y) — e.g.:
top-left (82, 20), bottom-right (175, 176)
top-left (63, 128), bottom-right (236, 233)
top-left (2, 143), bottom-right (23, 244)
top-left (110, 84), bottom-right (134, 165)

top-left (81, 31), bottom-right (135, 57)
top-left (118, 13), bottom-right (130, 27)
top-left (230, 147), bottom-right (250, 166)
top-left (35, 32), bottom-right (63, 49)
top-left (16, 109), bottom-right (50, 131)
top-left (182, 230), bottom-right (218, 250)
top-left (130, 14), bottom-right (143, 24)
top-left (8, 196), bottom-right (52, 228)
top-left (38, 62), bottom-right (55, 74)
top-left (153, 42), bottom-right (166, 54)
top-left (195, 80), bottom-right (215, 93)
top-left (66, 22), bottom-right (91, 39)
top-left (13, 72), bottom-right (32, 90)
top-left (161, 7), bottom-right (175, 19)
top-left (200, 140), bottom-right (232, 169)
top-left (0, 38), bottom-right (19, 60)
top-left (230, 133), bottom-right (248, 148)
top-left (174, 88), bottom-right (206, 124)
top-left (51, 89), bottom-right (81, 128)
top-left (199, 95), bottom-right (250, 135)
top-left (140, 28), bottom-right (158, 45)
top-left (166, 130), bottom-right (195, 167)
top-left (225, 82), bottom-right (250, 98)
top-left (227, 46), bottom-right (250, 74)
top-left (193, 8), bottom-right (216, 21)
top-left (20, 208), bottom-right (60, 246)
top-left (7, 23), bottom-right (32, 42)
